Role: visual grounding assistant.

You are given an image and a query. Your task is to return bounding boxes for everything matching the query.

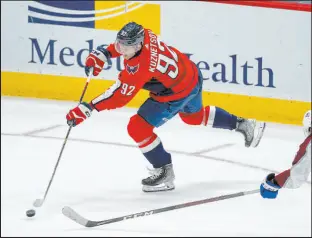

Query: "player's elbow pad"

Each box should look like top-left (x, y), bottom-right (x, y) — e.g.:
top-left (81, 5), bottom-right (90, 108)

top-left (96, 45), bottom-right (112, 62)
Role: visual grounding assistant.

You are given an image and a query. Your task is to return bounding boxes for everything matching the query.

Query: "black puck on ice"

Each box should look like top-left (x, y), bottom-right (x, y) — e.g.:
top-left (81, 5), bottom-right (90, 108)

top-left (26, 209), bottom-right (36, 217)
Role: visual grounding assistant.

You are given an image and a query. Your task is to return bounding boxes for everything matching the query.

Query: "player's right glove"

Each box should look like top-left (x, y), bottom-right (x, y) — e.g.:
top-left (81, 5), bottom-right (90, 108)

top-left (66, 102), bottom-right (93, 127)
top-left (85, 45), bottom-right (110, 76)
top-left (260, 173), bottom-right (281, 199)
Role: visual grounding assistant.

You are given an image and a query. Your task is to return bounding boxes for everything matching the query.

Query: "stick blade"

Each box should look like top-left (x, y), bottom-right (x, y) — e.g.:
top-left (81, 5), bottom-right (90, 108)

top-left (33, 199), bottom-right (44, 207)
top-left (62, 206), bottom-right (91, 227)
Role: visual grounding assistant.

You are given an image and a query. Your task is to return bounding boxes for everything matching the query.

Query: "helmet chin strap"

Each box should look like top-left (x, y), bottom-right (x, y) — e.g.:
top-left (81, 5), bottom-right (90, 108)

top-left (124, 53), bottom-right (135, 60)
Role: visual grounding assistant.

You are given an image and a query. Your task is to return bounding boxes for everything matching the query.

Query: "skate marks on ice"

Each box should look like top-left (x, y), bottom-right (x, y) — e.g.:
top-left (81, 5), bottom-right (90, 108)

top-left (65, 179), bottom-right (259, 209)
top-left (189, 143), bottom-right (235, 155)
top-left (21, 124), bottom-right (63, 136)
top-left (1, 132), bottom-right (290, 176)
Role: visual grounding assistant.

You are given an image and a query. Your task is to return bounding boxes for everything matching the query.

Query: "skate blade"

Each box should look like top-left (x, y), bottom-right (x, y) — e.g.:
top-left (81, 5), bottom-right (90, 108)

top-left (251, 122), bottom-right (266, 147)
top-left (142, 182), bottom-right (175, 193)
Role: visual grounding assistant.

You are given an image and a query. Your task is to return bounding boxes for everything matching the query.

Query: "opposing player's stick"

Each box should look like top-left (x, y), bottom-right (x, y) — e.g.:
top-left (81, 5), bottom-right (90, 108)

top-left (62, 188), bottom-right (260, 227)
top-left (33, 69), bottom-right (93, 208)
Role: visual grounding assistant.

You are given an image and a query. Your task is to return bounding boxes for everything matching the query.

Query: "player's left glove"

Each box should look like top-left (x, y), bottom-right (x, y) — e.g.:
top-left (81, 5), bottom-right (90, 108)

top-left (66, 102), bottom-right (93, 127)
top-left (260, 173), bottom-right (281, 199)
top-left (85, 45), bottom-right (110, 77)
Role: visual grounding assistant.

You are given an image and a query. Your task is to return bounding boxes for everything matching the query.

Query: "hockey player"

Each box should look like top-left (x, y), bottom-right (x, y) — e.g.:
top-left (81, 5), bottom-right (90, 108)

top-left (66, 22), bottom-right (266, 192)
top-left (260, 110), bottom-right (311, 199)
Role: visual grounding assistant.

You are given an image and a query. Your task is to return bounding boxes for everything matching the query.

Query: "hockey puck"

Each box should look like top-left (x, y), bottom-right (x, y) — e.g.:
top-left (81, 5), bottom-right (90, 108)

top-left (26, 209), bottom-right (36, 217)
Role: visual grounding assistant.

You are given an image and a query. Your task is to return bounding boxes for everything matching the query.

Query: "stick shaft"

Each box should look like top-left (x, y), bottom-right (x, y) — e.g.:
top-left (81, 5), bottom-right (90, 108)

top-left (93, 189), bottom-right (260, 226)
top-left (36, 71), bottom-right (93, 206)
top-left (62, 188), bottom-right (260, 227)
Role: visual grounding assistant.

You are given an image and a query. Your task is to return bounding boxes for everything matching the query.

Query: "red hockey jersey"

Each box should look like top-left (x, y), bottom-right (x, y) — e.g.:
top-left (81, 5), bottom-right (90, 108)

top-left (90, 29), bottom-right (198, 111)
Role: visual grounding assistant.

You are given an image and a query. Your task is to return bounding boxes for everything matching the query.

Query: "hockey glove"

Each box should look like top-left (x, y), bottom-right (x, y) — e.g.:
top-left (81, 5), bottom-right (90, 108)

top-left (260, 173), bottom-right (281, 199)
top-left (85, 46), bottom-right (109, 76)
top-left (66, 102), bottom-right (93, 127)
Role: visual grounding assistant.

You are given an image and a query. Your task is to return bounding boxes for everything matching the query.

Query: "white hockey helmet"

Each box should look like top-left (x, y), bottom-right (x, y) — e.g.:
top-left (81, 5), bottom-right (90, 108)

top-left (302, 110), bottom-right (311, 137)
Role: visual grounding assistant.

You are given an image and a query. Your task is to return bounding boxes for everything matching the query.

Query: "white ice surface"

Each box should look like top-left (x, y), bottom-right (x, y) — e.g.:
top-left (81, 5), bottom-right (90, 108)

top-left (1, 96), bottom-right (311, 237)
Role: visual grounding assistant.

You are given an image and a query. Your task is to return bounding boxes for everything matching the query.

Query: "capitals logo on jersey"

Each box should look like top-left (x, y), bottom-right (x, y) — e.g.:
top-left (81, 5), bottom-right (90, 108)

top-left (126, 64), bottom-right (140, 75)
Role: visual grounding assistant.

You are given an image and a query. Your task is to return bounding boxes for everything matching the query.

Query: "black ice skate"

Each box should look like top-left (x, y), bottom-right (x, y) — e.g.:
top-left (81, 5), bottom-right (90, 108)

top-left (235, 118), bottom-right (266, 147)
top-left (142, 163), bottom-right (175, 192)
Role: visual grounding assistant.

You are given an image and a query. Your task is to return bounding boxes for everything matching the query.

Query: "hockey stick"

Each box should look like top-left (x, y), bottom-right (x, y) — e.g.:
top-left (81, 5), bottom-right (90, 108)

top-left (62, 188), bottom-right (260, 227)
top-left (33, 69), bottom-right (93, 208)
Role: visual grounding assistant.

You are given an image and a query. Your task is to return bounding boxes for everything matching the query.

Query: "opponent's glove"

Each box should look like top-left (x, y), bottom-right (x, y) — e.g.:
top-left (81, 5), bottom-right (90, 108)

top-left (260, 173), bottom-right (281, 199)
top-left (85, 45), bottom-right (109, 76)
top-left (66, 102), bottom-right (93, 127)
